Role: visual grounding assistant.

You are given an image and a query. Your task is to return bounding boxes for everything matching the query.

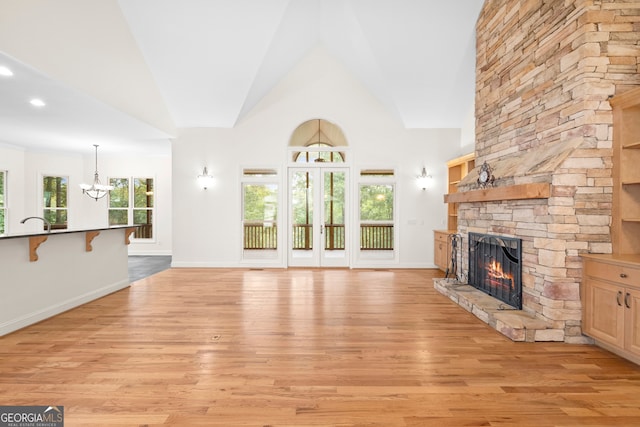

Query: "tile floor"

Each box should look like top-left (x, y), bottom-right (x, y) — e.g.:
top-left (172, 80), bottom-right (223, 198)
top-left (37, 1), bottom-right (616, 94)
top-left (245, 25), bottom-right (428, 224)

top-left (128, 255), bottom-right (171, 282)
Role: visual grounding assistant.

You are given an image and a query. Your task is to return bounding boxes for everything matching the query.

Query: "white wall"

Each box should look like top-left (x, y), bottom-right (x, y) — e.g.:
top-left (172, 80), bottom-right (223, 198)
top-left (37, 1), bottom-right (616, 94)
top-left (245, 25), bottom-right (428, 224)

top-left (171, 47), bottom-right (462, 268)
top-left (0, 144), bottom-right (26, 233)
top-left (460, 106), bottom-right (476, 155)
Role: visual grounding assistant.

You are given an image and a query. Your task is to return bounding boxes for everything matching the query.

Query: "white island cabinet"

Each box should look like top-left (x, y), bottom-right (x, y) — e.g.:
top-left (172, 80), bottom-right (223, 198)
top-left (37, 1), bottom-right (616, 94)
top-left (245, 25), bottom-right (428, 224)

top-left (0, 226), bottom-right (136, 336)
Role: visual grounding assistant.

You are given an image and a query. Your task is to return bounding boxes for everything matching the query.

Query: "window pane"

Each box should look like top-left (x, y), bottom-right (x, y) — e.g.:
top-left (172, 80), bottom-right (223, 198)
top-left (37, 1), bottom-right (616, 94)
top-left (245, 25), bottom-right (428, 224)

top-left (243, 184), bottom-right (278, 221)
top-left (0, 171), bottom-right (5, 235)
top-left (243, 183), bottom-right (278, 250)
top-left (293, 142), bottom-right (345, 163)
top-left (109, 178), bottom-right (129, 208)
top-left (243, 169), bottom-right (277, 177)
top-left (43, 209), bottom-right (67, 229)
top-left (134, 178), bottom-right (154, 208)
top-left (291, 171), bottom-right (313, 250)
top-left (360, 169), bottom-right (394, 177)
top-left (109, 209), bottom-right (128, 225)
top-left (324, 171), bottom-right (345, 250)
top-left (0, 170), bottom-right (5, 207)
top-left (324, 172), bottom-right (345, 224)
top-left (133, 209), bottom-right (153, 239)
top-left (360, 184), bottom-right (394, 221)
top-left (43, 176), bottom-right (68, 208)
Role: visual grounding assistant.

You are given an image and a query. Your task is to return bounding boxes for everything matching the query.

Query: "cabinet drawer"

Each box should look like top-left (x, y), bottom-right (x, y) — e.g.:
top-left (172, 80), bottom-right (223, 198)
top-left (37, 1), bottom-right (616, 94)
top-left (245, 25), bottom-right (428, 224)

top-left (434, 231), bottom-right (450, 244)
top-left (584, 260), bottom-right (640, 286)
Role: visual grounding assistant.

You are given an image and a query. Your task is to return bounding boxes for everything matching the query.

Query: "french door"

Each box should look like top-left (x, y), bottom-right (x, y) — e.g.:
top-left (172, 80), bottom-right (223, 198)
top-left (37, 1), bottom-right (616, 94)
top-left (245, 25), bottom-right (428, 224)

top-left (288, 167), bottom-right (349, 267)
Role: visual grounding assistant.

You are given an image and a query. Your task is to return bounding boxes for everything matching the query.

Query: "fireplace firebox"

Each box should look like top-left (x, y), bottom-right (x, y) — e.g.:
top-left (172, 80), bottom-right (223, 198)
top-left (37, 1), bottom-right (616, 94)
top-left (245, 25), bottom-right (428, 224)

top-left (468, 233), bottom-right (522, 309)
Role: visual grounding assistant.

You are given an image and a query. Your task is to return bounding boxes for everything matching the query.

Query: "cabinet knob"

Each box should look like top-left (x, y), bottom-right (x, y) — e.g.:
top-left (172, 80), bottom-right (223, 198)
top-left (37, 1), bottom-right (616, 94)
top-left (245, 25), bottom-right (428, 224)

top-left (620, 273), bottom-right (628, 278)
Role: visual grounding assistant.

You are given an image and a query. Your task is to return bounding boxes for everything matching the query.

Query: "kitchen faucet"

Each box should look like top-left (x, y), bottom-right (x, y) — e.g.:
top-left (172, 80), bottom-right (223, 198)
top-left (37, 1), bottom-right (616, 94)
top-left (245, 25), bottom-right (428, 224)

top-left (20, 216), bottom-right (51, 233)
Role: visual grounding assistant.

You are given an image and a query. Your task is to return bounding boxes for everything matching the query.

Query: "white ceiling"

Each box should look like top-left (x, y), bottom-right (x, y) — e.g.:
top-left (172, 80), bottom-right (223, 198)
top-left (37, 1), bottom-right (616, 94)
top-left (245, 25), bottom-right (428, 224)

top-left (0, 0), bottom-right (484, 156)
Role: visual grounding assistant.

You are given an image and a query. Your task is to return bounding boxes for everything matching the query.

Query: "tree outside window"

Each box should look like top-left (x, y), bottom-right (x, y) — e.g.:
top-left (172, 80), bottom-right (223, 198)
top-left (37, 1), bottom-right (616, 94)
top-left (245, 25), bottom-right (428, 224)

top-left (243, 183), bottom-right (278, 249)
top-left (43, 176), bottom-right (68, 230)
top-left (108, 178), bottom-right (129, 225)
top-left (109, 177), bottom-right (154, 239)
top-left (134, 178), bottom-right (154, 239)
top-left (359, 184), bottom-right (394, 250)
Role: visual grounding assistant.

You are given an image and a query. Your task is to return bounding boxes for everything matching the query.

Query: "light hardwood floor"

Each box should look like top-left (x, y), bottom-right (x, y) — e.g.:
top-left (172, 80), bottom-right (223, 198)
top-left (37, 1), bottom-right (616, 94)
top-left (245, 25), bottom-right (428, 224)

top-left (2, 268), bottom-right (640, 426)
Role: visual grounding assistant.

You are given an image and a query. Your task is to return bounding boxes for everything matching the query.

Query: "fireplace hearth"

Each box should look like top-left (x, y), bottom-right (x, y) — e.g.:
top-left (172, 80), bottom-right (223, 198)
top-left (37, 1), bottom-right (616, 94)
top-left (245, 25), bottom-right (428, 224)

top-left (468, 233), bottom-right (522, 309)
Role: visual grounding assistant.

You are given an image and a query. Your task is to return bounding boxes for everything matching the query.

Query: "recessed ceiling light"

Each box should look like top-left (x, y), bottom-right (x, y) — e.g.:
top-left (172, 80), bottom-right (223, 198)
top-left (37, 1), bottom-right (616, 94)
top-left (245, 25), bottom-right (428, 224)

top-left (30, 98), bottom-right (46, 108)
top-left (0, 66), bottom-right (13, 77)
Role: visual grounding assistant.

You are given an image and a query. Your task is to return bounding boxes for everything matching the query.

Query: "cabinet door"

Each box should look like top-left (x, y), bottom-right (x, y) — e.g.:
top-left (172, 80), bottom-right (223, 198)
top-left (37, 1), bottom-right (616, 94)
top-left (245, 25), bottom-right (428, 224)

top-left (584, 278), bottom-right (625, 348)
top-left (624, 287), bottom-right (640, 356)
top-left (433, 232), bottom-right (448, 271)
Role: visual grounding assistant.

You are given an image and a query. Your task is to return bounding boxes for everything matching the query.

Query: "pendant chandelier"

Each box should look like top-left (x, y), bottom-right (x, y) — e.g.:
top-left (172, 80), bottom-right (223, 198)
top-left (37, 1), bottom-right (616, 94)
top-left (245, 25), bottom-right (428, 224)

top-left (80, 144), bottom-right (114, 201)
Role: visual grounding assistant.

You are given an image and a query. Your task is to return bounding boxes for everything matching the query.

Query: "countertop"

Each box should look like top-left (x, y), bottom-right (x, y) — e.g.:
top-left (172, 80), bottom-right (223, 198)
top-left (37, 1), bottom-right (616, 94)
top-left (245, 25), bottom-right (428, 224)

top-left (0, 225), bottom-right (137, 240)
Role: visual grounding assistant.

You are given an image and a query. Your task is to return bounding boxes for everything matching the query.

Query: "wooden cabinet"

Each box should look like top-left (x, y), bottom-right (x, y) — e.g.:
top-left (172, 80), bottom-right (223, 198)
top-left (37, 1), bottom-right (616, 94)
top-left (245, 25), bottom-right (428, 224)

top-left (445, 153), bottom-right (475, 230)
top-left (582, 255), bottom-right (640, 364)
top-left (581, 88), bottom-right (640, 365)
top-left (611, 87), bottom-right (640, 255)
top-left (434, 230), bottom-right (450, 271)
top-left (433, 153), bottom-right (474, 272)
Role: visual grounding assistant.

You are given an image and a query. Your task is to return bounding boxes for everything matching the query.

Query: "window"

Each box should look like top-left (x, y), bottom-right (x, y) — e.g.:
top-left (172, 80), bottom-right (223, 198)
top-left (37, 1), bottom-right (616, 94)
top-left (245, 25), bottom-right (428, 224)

top-left (294, 143), bottom-right (345, 163)
top-left (0, 171), bottom-right (6, 235)
top-left (359, 183), bottom-right (394, 250)
top-left (43, 176), bottom-right (68, 230)
top-left (242, 168), bottom-right (278, 251)
top-left (243, 183), bottom-right (278, 249)
top-left (108, 178), bottom-right (129, 225)
top-left (108, 177), bottom-right (154, 239)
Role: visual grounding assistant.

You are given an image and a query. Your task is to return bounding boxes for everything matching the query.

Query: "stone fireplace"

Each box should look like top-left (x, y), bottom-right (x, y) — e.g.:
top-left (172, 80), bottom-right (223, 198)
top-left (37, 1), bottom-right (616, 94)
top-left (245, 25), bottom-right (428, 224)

top-left (435, 0), bottom-right (640, 343)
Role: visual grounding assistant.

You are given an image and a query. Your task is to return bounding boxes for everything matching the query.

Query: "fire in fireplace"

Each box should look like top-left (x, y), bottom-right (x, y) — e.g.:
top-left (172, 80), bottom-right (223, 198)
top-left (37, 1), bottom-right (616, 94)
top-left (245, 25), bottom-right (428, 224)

top-left (468, 233), bottom-right (522, 309)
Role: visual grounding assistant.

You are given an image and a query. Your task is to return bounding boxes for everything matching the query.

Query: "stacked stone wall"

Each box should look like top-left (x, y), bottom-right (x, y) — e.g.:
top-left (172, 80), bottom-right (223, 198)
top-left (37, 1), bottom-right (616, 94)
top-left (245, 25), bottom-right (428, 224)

top-left (460, 0), bottom-right (640, 342)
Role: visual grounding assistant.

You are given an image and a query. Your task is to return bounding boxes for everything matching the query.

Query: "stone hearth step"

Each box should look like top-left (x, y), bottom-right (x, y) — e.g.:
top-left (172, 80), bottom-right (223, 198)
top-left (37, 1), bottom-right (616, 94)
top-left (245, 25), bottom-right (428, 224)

top-left (433, 278), bottom-right (562, 342)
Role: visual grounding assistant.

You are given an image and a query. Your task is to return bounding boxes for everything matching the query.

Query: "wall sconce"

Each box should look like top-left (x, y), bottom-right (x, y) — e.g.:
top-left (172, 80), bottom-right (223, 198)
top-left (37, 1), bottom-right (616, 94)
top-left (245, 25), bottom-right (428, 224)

top-left (197, 167), bottom-right (214, 190)
top-left (417, 167), bottom-right (432, 190)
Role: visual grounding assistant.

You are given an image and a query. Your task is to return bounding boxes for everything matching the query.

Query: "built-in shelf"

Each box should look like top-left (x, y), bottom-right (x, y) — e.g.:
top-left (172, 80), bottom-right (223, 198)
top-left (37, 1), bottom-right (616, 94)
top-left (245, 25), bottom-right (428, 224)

top-left (444, 183), bottom-right (550, 204)
top-left (444, 153), bottom-right (475, 230)
top-left (622, 218), bottom-right (640, 223)
top-left (623, 141), bottom-right (640, 149)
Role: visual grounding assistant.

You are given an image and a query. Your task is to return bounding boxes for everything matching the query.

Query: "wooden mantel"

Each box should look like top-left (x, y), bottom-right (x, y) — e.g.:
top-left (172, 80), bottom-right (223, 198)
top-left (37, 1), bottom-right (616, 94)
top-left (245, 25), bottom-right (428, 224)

top-left (444, 183), bottom-right (550, 203)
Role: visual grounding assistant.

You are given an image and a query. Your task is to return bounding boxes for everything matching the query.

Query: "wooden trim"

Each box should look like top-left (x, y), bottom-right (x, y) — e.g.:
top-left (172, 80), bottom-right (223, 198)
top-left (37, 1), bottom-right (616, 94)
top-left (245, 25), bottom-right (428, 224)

top-left (28, 235), bottom-right (48, 262)
top-left (443, 183), bottom-right (550, 203)
top-left (609, 86), bottom-right (640, 109)
top-left (446, 152), bottom-right (475, 167)
top-left (124, 227), bottom-right (137, 245)
top-left (85, 231), bottom-right (100, 252)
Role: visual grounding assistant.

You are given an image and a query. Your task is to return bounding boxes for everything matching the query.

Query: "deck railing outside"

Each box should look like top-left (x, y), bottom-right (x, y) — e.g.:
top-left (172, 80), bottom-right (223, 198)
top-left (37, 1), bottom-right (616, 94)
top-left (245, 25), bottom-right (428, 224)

top-left (243, 222), bottom-right (277, 250)
top-left (135, 224), bottom-right (153, 239)
top-left (244, 223), bottom-right (393, 251)
top-left (360, 223), bottom-right (394, 250)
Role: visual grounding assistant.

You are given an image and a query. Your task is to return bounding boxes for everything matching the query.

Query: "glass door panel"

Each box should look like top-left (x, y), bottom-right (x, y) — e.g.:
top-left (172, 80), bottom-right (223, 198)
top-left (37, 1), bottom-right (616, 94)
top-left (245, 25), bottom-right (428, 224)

top-left (289, 167), bottom-right (348, 267)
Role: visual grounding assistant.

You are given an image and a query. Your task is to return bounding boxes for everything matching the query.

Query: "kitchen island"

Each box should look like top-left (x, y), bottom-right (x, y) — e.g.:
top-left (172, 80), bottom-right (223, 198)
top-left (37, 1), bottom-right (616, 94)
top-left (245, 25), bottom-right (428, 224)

top-left (0, 226), bottom-right (137, 336)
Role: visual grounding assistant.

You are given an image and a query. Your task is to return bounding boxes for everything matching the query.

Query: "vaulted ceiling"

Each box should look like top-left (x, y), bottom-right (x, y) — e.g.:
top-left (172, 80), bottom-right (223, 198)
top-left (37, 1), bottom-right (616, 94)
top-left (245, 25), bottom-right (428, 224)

top-left (0, 0), bottom-right (484, 155)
